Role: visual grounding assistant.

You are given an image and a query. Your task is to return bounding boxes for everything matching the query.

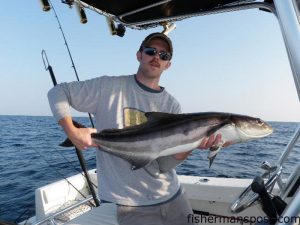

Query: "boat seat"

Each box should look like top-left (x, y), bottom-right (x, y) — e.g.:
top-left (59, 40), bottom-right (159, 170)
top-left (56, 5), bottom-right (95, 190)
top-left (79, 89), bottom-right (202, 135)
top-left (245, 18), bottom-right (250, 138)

top-left (65, 203), bottom-right (118, 225)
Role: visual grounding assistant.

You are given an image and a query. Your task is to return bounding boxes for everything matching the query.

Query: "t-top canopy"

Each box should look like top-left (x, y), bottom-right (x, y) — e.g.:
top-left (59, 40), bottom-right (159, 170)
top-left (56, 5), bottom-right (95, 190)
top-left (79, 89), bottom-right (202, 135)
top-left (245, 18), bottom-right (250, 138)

top-left (76, 0), bottom-right (272, 29)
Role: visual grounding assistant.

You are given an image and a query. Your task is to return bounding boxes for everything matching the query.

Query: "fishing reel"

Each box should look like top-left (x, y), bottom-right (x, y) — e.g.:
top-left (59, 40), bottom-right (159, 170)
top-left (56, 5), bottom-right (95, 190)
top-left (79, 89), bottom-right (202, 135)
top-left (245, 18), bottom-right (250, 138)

top-left (261, 161), bottom-right (277, 178)
top-left (106, 18), bottom-right (126, 37)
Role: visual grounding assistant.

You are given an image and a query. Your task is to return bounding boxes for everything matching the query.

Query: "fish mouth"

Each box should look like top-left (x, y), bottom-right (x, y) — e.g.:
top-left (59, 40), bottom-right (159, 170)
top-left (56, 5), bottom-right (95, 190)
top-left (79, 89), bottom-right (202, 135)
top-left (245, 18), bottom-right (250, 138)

top-left (237, 126), bottom-right (273, 139)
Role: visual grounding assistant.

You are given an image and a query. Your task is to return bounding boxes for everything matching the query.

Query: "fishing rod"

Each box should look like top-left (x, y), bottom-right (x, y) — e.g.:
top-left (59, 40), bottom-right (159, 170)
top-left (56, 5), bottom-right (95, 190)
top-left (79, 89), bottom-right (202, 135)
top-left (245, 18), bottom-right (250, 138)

top-left (42, 50), bottom-right (100, 207)
top-left (43, 0), bottom-right (100, 207)
top-left (48, 0), bottom-right (95, 127)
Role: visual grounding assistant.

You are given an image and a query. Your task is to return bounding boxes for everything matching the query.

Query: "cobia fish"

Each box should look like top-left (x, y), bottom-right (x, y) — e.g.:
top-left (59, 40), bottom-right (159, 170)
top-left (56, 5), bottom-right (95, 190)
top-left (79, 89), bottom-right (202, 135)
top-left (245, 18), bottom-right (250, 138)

top-left (60, 112), bottom-right (273, 169)
top-left (69, 112), bottom-right (272, 169)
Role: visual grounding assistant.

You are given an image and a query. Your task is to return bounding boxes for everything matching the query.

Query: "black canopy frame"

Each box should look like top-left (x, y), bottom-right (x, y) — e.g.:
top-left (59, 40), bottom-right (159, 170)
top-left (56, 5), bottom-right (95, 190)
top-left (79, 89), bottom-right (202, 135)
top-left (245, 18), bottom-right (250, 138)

top-left (74, 0), bottom-right (274, 30)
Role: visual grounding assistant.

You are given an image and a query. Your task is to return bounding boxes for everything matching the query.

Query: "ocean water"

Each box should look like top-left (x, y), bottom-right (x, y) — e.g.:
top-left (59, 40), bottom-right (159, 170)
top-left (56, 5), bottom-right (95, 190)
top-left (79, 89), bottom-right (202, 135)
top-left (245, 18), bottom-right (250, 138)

top-left (0, 115), bottom-right (299, 223)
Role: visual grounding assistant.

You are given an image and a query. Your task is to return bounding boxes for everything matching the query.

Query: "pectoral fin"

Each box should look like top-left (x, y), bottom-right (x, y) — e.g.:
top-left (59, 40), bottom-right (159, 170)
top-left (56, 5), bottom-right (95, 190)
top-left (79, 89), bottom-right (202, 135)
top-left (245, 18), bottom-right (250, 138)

top-left (130, 159), bottom-right (152, 170)
top-left (207, 140), bottom-right (225, 168)
top-left (129, 156), bottom-right (155, 170)
top-left (112, 150), bottom-right (159, 171)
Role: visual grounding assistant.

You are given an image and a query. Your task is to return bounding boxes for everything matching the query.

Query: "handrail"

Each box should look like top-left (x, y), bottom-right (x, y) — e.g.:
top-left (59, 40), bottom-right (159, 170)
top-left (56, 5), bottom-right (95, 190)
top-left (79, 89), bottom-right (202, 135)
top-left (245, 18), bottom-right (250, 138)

top-left (266, 125), bottom-right (300, 196)
top-left (277, 126), bottom-right (300, 167)
top-left (32, 196), bottom-right (94, 225)
top-left (274, 0), bottom-right (300, 101)
top-left (276, 189), bottom-right (300, 225)
top-left (280, 164), bottom-right (300, 199)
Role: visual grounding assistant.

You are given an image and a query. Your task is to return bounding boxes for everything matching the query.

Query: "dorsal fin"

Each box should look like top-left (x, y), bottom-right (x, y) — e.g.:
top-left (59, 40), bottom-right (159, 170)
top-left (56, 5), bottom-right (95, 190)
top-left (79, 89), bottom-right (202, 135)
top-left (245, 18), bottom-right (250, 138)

top-left (145, 112), bottom-right (179, 122)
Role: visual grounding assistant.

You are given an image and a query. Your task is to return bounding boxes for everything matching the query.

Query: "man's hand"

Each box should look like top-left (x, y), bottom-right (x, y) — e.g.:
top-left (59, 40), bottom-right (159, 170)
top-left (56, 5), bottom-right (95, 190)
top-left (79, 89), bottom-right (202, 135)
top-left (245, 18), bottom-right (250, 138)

top-left (59, 116), bottom-right (97, 150)
top-left (173, 134), bottom-right (227, 160)
top-left (198, 133), bottom-right (222, 149)
top-left (68, 127), bottom-right (98, 150)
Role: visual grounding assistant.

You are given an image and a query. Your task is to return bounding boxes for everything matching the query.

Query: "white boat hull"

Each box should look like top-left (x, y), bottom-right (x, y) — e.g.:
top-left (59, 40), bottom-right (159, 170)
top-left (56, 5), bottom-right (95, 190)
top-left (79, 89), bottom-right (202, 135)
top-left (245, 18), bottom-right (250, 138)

top-left (25, 169), bottom-right (275, 225)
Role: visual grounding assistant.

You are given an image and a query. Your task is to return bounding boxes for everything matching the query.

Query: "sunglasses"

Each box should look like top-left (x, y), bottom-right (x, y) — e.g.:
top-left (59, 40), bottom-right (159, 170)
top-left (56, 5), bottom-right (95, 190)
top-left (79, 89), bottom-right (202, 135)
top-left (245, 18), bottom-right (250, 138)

top-left (143, 47), bottom-right (172, 61)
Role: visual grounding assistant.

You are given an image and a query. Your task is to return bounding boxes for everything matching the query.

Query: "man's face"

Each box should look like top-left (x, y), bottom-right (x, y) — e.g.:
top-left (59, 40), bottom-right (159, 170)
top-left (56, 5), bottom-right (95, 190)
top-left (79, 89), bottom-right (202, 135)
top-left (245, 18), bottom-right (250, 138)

top-left (137, 38), bottom-right (171, 78)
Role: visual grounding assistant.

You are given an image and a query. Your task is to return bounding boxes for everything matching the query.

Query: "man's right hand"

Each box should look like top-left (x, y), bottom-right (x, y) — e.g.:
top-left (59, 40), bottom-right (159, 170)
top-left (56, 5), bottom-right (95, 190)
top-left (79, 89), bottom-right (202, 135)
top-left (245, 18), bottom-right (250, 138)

top-left (59, 116), bottom-right (97, 150)
top-left (68, 127), bottom-right (98, 150)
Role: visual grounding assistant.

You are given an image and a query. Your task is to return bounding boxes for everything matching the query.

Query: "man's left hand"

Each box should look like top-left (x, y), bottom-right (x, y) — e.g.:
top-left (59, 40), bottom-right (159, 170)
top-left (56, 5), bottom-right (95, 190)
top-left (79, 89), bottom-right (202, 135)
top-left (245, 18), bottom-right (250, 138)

top-left (173, 134), bottom-right (230, 160)
top-left (198, 134), bottom-right (222, 149)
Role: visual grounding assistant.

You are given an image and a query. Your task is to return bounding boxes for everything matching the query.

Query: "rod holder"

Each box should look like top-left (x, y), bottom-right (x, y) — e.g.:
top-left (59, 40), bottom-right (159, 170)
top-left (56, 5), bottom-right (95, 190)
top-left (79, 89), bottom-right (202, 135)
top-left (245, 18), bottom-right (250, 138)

top-left (75, 2), bottom-right (87, 24)
top-left (39, 0), bottom-right (51, 11)
top-left (106, 18), bottom-right (126, 37)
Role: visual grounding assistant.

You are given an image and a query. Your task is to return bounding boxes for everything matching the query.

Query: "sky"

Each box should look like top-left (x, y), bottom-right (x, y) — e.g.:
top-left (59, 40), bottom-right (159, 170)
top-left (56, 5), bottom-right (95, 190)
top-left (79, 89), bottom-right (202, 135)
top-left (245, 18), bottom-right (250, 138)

top-left (1, 1), bottom-right (300, 122)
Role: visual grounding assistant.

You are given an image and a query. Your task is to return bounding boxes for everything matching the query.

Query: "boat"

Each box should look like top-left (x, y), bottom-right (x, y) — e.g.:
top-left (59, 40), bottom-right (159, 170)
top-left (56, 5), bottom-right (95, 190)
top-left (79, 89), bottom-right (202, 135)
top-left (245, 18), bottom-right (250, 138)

top-left (13, 0), bottom-right (300, 224)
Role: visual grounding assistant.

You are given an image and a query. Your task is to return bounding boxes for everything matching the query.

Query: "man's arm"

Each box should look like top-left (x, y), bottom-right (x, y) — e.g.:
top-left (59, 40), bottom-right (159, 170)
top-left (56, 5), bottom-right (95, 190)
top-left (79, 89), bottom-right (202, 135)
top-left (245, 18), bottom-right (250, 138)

top-left (59, 116), bottom-right (97, 150)
top-left (47, 78), bottom-right (103, 121)
top-left (47, 79), bottom-right (103, 150)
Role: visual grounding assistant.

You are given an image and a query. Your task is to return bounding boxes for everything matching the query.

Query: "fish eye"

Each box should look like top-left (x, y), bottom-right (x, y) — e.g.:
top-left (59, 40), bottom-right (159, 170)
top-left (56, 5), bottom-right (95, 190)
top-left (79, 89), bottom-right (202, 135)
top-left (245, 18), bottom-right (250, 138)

top-left (256, 119), bottom-right (264, 126)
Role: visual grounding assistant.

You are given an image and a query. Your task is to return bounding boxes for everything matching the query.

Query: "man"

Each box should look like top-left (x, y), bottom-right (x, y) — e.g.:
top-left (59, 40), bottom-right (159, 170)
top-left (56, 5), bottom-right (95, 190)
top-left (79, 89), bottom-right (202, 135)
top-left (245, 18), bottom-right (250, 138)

top-left (48, 32), bottom-right (223, 225)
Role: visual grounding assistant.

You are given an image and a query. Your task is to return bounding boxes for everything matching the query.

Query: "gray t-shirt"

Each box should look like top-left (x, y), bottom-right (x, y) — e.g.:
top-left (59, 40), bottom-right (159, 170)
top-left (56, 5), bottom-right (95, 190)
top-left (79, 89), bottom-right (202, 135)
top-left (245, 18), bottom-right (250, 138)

top-left (48, 74), bottom-right (183, 206)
